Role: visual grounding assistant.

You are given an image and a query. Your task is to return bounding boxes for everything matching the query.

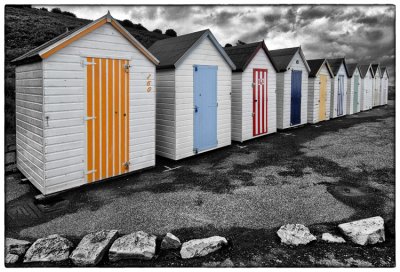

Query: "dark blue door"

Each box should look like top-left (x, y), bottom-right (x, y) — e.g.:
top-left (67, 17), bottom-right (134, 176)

top-left (194, 65), bottom-right (217, 152)
top-left (291, 70), bottom-right (302, 126)
top-left (337, 75), bottom-right (344, 116)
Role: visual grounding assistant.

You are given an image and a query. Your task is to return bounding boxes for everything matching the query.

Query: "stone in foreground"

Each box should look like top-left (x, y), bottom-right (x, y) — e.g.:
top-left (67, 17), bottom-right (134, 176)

top-left (277, 224), bottom-right (317, 246)
top-left (321, 233), bottom-right (346, 243)
top-left (180, 236), bottom-right (228, 259)
top-left (5, 238), bottom-right (31, 256)
top-left (338, 216), bottom-right (385, 245)
top-left (108, 231), bottom-right (156, 262)
top-left (5, 253), bottom-right (20, 264)
top-left (161, 233), bottom-right (181, 250)
top-left (70, 230), bottom-right (119, 266)
top-left (24, 234), bottom-right (73, 263)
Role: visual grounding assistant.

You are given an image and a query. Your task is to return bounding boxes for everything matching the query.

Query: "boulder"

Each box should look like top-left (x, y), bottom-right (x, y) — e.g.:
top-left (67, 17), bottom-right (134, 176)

top-left (5, 253), bottom-right (19, 264)
top-left (23, 234), bottom-right (73, 263)
top-left (277, 224), bottom-right (317, 246)
top-left (5, 238), bottom-right (31, 256)
top-left (338, 216), bottom-right (385, 245)
top-left (108, 231), bottom-right (156, 262)
top-left (161, 233), bottom-right (181, 250)
top-left (321, 233), bottom-right (346, 243)
top-left (180, 236), bottom-right (228, 259)
top-left (70, 230), bottom-right (119, 266)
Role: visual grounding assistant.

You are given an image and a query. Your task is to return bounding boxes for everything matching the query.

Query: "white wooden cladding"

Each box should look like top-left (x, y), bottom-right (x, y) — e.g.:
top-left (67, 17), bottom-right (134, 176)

top-left (307, 64), bottom-right (331, 124)
top-left (155, 36), bottom-right (232, 160)
top-left (16, 23), bottom-right (156, 195)
top-left (360, 69), bottom-right (373, 111)
top-left (330, 63), bottom-right (348, 118)
top-left (15, 61), bottom-right (46, 192)
top-left (276, 51), bottom-right (309, 129)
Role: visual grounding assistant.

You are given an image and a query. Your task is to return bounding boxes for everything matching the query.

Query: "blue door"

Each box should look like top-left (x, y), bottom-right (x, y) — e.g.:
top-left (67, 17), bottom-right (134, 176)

top-left (290, 70), bottom-right (302, 126)
top-left (193, 65), bottom-right (217, 153)
top-left (337, 75), bottom-right (344, 116)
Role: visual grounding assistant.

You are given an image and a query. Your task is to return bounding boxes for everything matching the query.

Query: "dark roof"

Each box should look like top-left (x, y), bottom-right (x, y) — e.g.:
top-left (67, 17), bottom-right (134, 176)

top-left (346, 63), bottom-right (359, 77)
top-left (371, 64), bottom-right (381, 76)
top-left (327, 58), bottom-right (349, 77)
top-left (269, 47), bottom-right (300, 72)
top-left (359, 64), bottom-right (372, 78)
top-left (149, 29), bottom-right (207, 69)
top-left (149, 29), bottom-right (235, 70)
top-left (223, 41), bottom-right (278, 72)
top-left (380, 66), bottom-right (389, 78)
top-left (306, 58), bottom-right (334, 78)
top-left (12, 24), bottom-right (87, 65)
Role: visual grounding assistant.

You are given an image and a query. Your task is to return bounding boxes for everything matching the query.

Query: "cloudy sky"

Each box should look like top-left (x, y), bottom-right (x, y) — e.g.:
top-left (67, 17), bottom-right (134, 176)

top-left (37, 5), bottom-right (395, 84)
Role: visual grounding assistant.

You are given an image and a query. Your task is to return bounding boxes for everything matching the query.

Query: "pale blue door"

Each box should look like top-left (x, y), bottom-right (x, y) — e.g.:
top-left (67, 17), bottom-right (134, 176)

top-left (193, 65), bottom-right (218, 153)
top-left (337, 75), bottom-right (344, 116)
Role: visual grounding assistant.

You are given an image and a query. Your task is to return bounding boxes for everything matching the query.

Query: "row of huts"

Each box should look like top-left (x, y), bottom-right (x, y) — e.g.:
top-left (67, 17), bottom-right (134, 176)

top-left (12, 13), bottom-right (390, 195)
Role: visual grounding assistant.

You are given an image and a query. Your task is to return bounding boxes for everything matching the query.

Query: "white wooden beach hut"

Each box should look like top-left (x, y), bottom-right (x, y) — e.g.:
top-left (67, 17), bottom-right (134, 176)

top-left (371, 64), bottom-right (381, 107)
top-left (224, 41), bottom-right (278, 142)
top-left (326, 58), bottom-right (349, 118)
top-left (380, 66), bottom-right (389, 105)
top-left (269, 47), bottom-right (311, 129)
top-left (359, 64), bottom-right (374, 111)
top-left (306, 59), bottom-right (333, 124)
top-left (345, 63), bottom-right (362, 114)
top-left (11, 12), bottom-right (159, 195)
top-left (149, 29), bottom-right (236, 160)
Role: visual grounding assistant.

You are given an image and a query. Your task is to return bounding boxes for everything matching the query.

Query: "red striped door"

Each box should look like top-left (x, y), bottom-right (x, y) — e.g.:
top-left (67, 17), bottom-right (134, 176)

top-left (253, 68), bottom-right (268, 136)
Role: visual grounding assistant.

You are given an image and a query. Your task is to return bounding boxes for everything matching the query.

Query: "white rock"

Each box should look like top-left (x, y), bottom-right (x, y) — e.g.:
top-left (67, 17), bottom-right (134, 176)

top-left (108, 231), bottom-right (156, 262)
top-left (180, 236), bottom-right (228, 259)
top-left (161, 233), bottom-right (181, 250)
top-left (338, 216), bottom-right (385, 245)
top-left (277, 224), bottom-right (317, 246)
top-left (5, 253), bottom-right (19, 264)
top-left (24, 234), bottom-right (73, 263)
top-left (5, 238), bottom-right (31, 256)
top-left (70, 230), bottom-right (119, 266)
top-left (321, 233), bottom-right (346, 243)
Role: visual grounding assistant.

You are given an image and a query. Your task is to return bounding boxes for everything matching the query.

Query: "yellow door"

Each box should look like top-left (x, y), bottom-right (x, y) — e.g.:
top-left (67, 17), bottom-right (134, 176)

top-left (86, 57), bottom-right (130, 183)
top-left (319, 75), bottom-right (327, 121)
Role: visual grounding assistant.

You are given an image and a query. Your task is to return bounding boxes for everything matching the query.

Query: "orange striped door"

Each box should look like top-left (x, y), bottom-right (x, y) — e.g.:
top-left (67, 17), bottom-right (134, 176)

top-left (86, 57), bottom-right (130, 183)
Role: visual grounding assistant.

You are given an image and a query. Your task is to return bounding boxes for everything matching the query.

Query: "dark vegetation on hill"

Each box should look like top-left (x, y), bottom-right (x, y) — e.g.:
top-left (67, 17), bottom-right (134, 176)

top-left (5, 6), bottom-right (171, 134)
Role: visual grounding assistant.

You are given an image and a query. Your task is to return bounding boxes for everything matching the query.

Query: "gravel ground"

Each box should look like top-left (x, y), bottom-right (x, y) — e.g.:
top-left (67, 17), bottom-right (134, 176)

top-left (5, 101), bottom-right (395, 267)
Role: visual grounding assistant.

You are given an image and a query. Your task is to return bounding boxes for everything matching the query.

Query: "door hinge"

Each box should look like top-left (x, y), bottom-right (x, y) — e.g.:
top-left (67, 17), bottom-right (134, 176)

top-left (82, 60), bottom-right (96, 66)
top-left (193, 148), bottom-right (198, 154)
top-left (124, 64), bottom-right (131, 72)
top-left (123, 161), bottom-right (131, 169)
top-left (84, 116), bottom-right (96, 121)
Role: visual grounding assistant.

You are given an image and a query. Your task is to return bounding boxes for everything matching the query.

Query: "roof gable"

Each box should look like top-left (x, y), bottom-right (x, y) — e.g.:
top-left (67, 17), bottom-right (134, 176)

top-left (380, 66), bottom-right (389, 78)
top-left (12, 12), bottom-right (159, 65)
top-left (346, 63), bottom-right (361, 77)
top-left (327, 58), bottom-right (350, 77)
top-left (371, 64), bottom-right (381, 77)
top-left (223, 41), bottom-right (278, 72)
top-left (359, 64), bottom-right (372, 78)
top-left (269, 47), bottom-right (310, 73)
top-left (307, 58), bottom-right (333, 78)
top-left (149, 29), bottom-right (236, 70)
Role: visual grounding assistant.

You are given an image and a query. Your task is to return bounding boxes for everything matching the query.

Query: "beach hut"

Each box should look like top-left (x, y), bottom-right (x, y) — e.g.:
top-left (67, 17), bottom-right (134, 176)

top-left (345, 63), bottom-right (362, 114)
top-left (371, 64), bottom-right (381, 107)
top-left (269, 47), bottom-right (311, 129)
top-left (223, 41), bottom-right (278, 142)
top-left (149, 29), bottom-right (236, 160)
top-left (306, 59), bottom-right (333, 124)
top-left (380, 66), bottom-right (389, 105)
top-left (11, 12), bottom-right (159, 195)
top-left (359, 64), bottom-right (374, 111)
top-left (327, 58), bottom-right (349, 118)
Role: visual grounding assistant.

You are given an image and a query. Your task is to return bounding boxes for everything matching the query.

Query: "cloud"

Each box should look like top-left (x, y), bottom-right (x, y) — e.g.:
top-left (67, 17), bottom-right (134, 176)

top-left (34, 5), bottom-right (395, 84)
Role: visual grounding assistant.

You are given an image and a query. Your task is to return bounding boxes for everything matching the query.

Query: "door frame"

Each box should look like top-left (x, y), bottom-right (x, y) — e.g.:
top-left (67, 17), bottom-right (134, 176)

top-left (253, 68), bottom-right (268, 136)
top-left (290, 70), bottom-right (302, 126)
top-left (193, 64), bottom-right (218, 153)
top-left (319, 74), bottom-right (327, 121)
top-left (337, 75), bottom-right (344, 116)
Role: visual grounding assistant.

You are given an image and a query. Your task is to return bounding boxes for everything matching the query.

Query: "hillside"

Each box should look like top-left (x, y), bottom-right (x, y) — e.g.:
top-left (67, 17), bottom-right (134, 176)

top-left (4, 6), bottom-right (168, 133)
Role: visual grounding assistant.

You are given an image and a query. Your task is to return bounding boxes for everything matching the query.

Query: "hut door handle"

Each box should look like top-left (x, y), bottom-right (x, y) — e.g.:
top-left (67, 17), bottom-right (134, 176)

top-left (194, 106), bottom-right (198, 112)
